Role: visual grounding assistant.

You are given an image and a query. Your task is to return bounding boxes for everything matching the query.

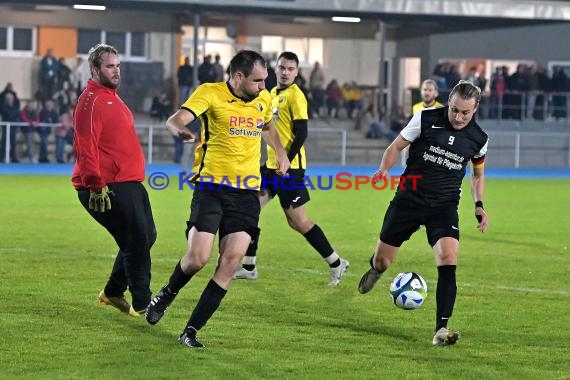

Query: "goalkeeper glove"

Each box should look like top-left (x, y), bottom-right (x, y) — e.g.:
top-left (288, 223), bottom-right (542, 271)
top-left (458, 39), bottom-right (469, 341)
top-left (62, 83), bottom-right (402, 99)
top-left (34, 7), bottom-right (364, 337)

top-left (89, 186), bottom-right (113, 213)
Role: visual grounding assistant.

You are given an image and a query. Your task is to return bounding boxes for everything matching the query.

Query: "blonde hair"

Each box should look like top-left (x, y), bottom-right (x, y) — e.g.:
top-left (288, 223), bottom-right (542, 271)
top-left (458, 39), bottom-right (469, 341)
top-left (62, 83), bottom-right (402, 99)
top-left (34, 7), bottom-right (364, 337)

top-left (87, 44), bottom-right (119, 71)
top-left (449, 80), bottom-right (481, 105)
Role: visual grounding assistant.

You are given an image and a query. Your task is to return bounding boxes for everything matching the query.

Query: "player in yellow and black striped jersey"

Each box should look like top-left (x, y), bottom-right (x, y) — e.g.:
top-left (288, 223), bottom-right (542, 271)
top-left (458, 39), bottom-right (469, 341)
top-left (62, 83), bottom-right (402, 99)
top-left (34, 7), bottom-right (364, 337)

top-left (145, 50), bottom-right (289, 349)
top-left (234, 51), bottom-right (350, 286)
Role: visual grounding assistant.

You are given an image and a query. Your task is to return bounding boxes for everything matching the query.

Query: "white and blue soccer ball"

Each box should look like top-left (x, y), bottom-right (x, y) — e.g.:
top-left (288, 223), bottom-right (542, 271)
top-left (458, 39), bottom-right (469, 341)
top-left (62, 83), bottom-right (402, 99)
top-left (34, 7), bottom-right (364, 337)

top-left (389, 272), bottom-right (428, 310)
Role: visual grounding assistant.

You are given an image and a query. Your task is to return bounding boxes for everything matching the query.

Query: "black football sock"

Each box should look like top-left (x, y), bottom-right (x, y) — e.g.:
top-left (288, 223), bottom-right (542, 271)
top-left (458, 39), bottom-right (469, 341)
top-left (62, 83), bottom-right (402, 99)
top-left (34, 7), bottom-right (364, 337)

top-left (328, 258), bottom-right (341, 268)
top-left (369, 255), bottom-right (386, 272)
top-left (242, 228), bottom-right (260, 271)
top-left (167, 261), bottom-right (196, 294)
top-left (186, 279), bottom-right (227, 331)
top-left (303, 224), bottom-right (335, 259)
top-left (436, 265), bottom-right (457, 331)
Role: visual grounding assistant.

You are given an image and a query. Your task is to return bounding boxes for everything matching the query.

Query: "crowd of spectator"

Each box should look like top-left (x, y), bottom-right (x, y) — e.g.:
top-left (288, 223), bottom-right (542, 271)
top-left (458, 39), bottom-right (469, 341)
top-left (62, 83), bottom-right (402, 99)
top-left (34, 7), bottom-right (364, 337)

top-left (3, 52), bottom-right (570, 164)
top-left (432, 61), bottom-right (570, 121)
top-left (0, 49), bottom-right (85, 163)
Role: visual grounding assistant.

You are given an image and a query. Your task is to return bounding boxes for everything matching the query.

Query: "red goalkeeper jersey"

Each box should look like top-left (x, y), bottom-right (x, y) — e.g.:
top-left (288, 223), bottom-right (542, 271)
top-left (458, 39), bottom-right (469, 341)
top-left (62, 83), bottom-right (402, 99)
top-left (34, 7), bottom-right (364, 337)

top-left (72, 79), bottom-right (145, 190)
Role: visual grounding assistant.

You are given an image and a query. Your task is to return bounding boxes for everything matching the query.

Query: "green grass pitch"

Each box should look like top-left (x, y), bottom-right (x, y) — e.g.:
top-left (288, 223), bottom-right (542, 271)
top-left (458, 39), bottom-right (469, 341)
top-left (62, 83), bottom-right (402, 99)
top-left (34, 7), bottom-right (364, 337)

top-left (1, 175), bottom-right (569, 379)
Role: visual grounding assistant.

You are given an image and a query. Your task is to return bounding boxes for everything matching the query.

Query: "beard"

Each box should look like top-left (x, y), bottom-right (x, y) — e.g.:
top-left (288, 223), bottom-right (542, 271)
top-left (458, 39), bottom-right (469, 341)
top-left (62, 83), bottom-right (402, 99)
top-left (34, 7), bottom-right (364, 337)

top-left (98, 72), bottom-right (120, 89)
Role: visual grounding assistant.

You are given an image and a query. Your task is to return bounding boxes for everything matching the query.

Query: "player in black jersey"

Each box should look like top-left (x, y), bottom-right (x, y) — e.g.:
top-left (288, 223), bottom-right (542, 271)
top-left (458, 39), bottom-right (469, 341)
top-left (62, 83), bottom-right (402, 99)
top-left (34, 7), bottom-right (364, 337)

top-left (358, 80), bottom-right (489, 346)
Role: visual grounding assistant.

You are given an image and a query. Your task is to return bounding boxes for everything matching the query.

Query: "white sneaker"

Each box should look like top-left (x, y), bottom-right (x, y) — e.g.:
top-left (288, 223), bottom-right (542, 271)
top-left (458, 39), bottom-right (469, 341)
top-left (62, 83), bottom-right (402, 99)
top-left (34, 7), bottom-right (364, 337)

top-left (328, 258), bottom-right (349, 286)
top-left (432, 327), bottom-right (460, 346)
top-left (233, 267), bottom-right (258, 280)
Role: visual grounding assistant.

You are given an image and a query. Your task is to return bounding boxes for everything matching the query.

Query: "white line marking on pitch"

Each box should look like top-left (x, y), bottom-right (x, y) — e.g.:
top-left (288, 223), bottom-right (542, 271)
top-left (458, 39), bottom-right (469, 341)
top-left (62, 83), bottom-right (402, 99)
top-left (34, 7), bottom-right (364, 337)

top-left (2, 248), bottom-right (567, 296)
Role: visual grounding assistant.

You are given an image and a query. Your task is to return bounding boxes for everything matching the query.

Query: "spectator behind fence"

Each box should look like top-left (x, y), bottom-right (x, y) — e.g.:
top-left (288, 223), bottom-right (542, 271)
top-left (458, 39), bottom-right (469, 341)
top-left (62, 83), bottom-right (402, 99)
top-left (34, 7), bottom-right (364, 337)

top-left (151, 92), bottom-right (183, 163)
top-left (72, 57), bottom-right (90, 96)
top-left (57, 57), bottom-right (72, 91)
top-left (20, 100), bottom-right (41, 163)
top-left (343, 82), bottom-right (364, 121)
top-left (40, 48), bottom-right (59, 101)
top-left (507, 64), bottom-right (529, 120)
top-left (177, 57), bottom-right (194, 104)
top-left (0, 92), bottom-right (20, 163)
top-left (363, 105), bottom-right (397, 140)
top-left (197, 55), bottom-right (217, 84)
top-left (38, 99), bottom-right (58, 163)
top-left (325, 79), bottom-right (343, 118)
top-left (150, 92), bottom-right (171, 121)
top-left (551, 65), bottom-right (569, 120)
top-left (56, 106), bottom-right (73, 163)
top-left (445, 64), bottom-right (461, 90)
top-left (0, 82), bottom-right (21, 111)
top-left (213, 54), bottom-right (225, 83)
top-left (295, 68), bottom-right (311, 116)
top-left (489, 66), bottom-right (506, 119)
top-left (309, 61), bottom-right (326, 117)
top-left (53, 80), bottom-right (75, 115)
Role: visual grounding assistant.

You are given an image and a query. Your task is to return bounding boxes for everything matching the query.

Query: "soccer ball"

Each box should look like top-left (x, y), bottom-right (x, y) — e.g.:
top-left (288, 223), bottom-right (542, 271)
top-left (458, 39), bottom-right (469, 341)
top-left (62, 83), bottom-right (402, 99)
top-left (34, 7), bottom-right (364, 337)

top-left (389, 272), bottom-right (428, 310)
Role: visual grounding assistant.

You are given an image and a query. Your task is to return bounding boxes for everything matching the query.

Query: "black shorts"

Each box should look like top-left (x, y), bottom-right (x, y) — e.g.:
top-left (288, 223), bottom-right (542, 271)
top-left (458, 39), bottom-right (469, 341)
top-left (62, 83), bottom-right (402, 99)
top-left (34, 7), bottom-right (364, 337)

top-left (261, 166), bottom-right (310, 209)
top-left (379, 202), bottom-right (460, 247)
top-left (186, 187), bottom-right (261, 240)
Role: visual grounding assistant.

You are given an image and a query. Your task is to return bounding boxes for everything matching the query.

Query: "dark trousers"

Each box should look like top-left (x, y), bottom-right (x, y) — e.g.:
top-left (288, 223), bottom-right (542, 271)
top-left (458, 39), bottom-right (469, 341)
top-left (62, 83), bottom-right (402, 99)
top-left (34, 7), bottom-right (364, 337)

top-left (78, 182), bottom-right (156, 310)
top-left (37, 127), bottom-right (51, 162)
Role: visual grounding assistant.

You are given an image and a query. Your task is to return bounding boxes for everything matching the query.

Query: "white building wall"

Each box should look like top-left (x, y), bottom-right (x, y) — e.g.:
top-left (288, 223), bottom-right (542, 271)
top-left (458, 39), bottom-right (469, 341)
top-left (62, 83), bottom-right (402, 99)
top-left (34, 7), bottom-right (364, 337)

top-left (324, 39), bottom-right (396, 86)
top-left (148, 32), bottom-right (176, 79)
top-left (1, 57), bottom-right (39, 100)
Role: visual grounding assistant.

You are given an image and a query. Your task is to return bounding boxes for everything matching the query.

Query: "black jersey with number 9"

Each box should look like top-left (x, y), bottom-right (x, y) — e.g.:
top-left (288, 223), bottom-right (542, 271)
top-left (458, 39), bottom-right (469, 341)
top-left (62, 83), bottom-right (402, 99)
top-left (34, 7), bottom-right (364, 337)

top-left (395, 107), bottom-right (488, 207)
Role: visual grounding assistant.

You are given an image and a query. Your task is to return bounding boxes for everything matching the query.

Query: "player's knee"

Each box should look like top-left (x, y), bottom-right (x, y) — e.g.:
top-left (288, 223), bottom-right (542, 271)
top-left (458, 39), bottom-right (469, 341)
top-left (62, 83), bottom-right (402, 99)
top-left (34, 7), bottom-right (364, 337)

top-left (288, 218), bottom-right (312, 234)
top-left (182, 251), bottom-right (209, 271)
top-left (219, 252), bottom-right (241, 267)
top-left (435, 250), bottom-right (457, 265)
top-left (287, 218), bottom-right (301, 232)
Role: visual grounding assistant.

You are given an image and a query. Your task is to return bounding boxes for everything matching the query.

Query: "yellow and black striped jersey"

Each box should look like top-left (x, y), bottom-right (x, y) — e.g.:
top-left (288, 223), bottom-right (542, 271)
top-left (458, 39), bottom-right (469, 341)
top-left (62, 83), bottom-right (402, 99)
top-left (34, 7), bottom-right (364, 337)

top-left (181, 82), bottom-right (273, 189)
top-left (268, 84), bottom-right (308, 169)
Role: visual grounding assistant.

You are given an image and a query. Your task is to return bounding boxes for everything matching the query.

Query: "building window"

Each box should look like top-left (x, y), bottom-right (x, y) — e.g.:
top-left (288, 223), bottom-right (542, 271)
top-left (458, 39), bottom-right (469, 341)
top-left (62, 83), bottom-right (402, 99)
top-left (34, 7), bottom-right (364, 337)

top-left (78, 29), bottom-right (146, 59)
top-left (0, 25), bottom-right (35, 56)
top-left (130, 32), bottom-right (145, 57)
top-left (0, 27), bottom-right (8, 50)
top-left (261, 36), bottom-right (323, 66)
top-left (13, 28), bottom-right (32, 51)
top-left (78, 29), bottom-right (102, 54)
top-left (106, 31), bottom-right (126, 54)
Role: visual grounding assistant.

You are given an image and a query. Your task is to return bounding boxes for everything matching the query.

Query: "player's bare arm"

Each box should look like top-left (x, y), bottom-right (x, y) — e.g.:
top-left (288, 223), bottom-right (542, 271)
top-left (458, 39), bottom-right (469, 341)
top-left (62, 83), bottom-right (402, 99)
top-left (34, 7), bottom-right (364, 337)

top-left (262, 120), bottom-right (290, 175)
top-left (166, 108), bottom-right (196, 143)
top-left (373, 135), bottom-right (411, 182)
top-left (471, 164), bottom-right (488, 233)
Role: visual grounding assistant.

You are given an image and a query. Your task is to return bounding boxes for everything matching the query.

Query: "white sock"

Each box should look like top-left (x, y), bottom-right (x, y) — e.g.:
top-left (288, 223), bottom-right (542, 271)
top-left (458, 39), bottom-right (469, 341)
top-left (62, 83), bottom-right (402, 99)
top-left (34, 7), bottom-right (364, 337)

top-left (243, 256), bottom-right (256, 266)
top-left (325, 252), bottom-right (340, 266)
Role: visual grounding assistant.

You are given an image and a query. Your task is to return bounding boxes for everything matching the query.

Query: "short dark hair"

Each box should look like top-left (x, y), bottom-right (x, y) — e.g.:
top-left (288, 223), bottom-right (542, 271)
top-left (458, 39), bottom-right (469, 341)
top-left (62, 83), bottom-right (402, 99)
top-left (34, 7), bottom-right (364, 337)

top-left (449, 80), bottom-right (481, 106)
top-left (88, 43), bottom-right (118, 70)
top-left (229, 50), bottom-right (266, 78)
top-left (277, 51), bottom-right (299, 66)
